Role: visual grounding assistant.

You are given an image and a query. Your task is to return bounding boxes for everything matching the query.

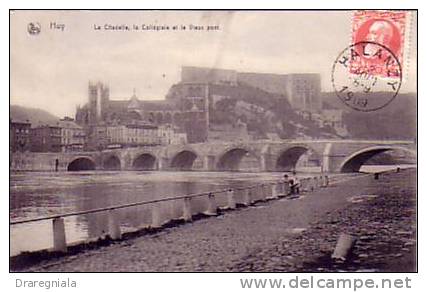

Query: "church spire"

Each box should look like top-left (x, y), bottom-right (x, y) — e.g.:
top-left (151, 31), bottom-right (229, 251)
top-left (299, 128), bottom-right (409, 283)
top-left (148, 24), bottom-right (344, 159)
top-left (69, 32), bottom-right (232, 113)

top-left (128, 88), bottom-right (140, 110)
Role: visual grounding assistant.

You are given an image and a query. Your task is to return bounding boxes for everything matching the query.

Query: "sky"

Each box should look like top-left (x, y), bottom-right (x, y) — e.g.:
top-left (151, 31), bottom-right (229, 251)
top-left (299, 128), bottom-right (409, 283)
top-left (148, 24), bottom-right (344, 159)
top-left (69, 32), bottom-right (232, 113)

top-left (10, 10), bottom-right (417, 118)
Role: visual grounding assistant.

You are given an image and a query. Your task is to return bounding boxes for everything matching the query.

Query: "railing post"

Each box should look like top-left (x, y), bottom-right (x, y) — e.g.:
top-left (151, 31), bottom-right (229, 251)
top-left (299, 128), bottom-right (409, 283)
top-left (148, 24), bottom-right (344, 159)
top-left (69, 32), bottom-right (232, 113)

top-left (262, 184), bottom-right (267, 199)
top-left (283, 178), bottom-right (290, 196)
top-left (52, 217), bottom-right (67, 252)
top-left (332, 233), bottom-right (357, 261)
top-left (265, 184), bottom-right (272, 199)
top-left (276, 182), bottom-right (282, 196)
top-left (108, 210), bottom-right (122, 240)
top-left (183, 197), bottom-right (192, 221)
top-left (227, 189), bottom-right (236, 209)
top-left (264, 184), bottom-right (270, 199)
top-left (299, 178), bottom-right (306, 193)
top-left (313, 176), bottom-right (319, 189)
top-left (258, 184), bottom-right (267, 201)
top-left (151, 203), bottom-right (162, 228)
top-left (271, 183), bottom-right (279, 199)
top-left (306, 177), bottom-right (312, 192)
top-left (205, 193), bottom-right (217, 216)
top-left (277, 182), bottom-right (285, 197)
top-left (324, 175), bottom-right (329, 187)
top-left (243, 189), bottom-right (252, 206)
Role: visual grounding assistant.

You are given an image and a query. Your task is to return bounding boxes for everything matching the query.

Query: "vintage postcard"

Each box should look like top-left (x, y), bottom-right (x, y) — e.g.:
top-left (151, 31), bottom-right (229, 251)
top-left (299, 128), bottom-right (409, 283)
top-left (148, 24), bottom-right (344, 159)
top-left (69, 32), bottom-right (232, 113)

top-left (10, 10), bottom-right (417, 277)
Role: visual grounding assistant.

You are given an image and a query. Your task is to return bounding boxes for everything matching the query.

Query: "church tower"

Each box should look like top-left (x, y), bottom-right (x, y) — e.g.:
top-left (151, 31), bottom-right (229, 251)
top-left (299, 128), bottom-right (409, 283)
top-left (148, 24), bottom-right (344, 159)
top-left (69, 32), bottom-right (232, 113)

top-left (88, 81), bottom-right (110, 124)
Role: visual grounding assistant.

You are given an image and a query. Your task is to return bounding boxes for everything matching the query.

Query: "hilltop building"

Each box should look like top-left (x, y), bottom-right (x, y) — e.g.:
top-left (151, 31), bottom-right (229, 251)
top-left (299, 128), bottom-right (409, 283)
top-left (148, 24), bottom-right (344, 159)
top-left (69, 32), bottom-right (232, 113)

top-left (181, 66), bottom-right (322, 113)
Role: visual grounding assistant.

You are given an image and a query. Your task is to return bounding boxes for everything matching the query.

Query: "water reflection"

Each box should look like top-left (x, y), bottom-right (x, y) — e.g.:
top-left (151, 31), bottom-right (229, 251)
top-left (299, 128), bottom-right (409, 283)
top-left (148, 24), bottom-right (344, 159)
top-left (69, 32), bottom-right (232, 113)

top-left (10, 171), bottom-right (289, 255)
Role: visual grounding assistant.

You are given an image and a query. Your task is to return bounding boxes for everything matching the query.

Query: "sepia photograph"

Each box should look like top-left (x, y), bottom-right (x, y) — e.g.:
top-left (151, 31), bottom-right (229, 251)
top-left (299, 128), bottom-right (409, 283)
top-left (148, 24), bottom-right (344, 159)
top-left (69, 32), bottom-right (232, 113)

top-left (9, 9), bottom-right (417, 275)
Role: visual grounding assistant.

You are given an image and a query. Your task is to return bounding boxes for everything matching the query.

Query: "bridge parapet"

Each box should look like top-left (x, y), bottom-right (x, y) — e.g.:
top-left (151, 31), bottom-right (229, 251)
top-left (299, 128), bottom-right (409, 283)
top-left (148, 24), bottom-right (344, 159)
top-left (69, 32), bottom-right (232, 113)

top-left (322, 141), bottom-right (416, 173)
top-left (10, 140), bottom-right (416, 172)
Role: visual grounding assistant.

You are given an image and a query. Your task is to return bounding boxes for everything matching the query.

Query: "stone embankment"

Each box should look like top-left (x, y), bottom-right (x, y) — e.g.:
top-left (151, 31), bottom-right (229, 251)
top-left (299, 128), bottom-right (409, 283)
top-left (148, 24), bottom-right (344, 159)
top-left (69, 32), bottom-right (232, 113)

top-left (14, 169), bottom-right (416, 272)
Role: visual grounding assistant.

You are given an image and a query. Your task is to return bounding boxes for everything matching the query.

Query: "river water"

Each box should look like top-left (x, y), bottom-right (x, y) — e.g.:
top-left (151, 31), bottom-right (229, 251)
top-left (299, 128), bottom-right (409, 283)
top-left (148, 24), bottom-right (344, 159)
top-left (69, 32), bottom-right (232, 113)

top-left (9, 165), bottom-right (415, 256)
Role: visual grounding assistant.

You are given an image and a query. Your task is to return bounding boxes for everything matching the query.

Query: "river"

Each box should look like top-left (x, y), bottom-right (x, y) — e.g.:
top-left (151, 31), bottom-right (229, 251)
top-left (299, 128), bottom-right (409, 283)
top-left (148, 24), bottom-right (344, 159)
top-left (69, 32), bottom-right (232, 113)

top-left (9, 165), bottom-right (415, 256)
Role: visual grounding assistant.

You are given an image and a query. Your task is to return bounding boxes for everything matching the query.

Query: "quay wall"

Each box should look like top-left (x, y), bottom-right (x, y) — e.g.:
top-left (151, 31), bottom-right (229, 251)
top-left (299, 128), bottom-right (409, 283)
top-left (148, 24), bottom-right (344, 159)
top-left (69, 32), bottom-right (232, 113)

top-left (10, 152), bottom-right (68, 172)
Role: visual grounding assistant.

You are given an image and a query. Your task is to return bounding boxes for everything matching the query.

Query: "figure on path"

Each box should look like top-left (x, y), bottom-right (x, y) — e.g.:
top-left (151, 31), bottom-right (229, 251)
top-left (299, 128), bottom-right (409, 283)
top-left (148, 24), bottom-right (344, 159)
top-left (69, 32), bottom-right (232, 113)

top-left (289, 170), bottom-right (300, 196)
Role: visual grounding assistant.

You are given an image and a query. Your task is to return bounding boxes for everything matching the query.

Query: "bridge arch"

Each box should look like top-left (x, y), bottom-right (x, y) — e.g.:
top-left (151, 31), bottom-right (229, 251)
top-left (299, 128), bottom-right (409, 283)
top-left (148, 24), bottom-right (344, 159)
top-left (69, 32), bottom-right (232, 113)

top-left (170, 150), bottom-right (198, 170)
top-left (103, 155), bottom-right (121, 170)
top-left (133, 153), bottom-right (157, 170)
top-left (275, 145), bottom-right (320, 171)
top-left (340, 146), bottom-right (416, 173)
top-left (67, 157), bottom-right (96, 171)
top-left (217, 147), bottom-right (260, 171)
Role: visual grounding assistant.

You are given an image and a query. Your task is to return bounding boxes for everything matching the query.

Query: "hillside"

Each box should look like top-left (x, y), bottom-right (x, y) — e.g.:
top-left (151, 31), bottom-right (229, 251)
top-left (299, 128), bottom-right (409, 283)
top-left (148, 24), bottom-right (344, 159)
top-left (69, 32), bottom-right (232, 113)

top-left (208, 82), bottom-right (340, 139)
top-left (10, 105), bottom-right (60, 126)
top-left (322, 92), bottom-right (417, 140)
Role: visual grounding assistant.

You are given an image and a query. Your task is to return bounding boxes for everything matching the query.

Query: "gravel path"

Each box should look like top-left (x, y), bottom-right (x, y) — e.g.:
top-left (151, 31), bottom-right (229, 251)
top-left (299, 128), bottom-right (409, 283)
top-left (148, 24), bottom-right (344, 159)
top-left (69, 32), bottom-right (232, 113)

top-left (232, 169), bottom-right (416, 272)
top-left (16, 170), bottom-right (416, 272)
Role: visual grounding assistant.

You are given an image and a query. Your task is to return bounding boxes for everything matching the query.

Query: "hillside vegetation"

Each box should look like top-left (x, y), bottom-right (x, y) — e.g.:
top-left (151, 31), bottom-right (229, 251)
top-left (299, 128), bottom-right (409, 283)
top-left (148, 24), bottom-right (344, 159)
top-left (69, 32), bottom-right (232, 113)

top-left (10, 105), bottom-right (60, 126)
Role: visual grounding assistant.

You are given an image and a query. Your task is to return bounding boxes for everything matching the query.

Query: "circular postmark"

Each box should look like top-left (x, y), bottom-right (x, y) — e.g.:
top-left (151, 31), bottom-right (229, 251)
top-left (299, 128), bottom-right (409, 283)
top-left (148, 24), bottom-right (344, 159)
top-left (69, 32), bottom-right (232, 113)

top-left (331, 41), bottom-right (402, 112)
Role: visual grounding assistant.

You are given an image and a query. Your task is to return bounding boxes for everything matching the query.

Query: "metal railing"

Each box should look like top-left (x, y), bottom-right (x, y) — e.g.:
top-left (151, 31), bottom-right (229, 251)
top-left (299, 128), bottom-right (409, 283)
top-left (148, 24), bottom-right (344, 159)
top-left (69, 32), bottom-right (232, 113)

top-left (10, 175), bottom-right (331, 254)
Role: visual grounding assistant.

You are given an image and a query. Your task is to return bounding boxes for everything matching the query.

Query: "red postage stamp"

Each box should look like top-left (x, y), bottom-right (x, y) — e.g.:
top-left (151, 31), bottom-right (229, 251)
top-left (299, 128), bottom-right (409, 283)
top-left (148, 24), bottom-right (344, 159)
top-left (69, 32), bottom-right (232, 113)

top-left (350, 10), bottom-right (408, 79)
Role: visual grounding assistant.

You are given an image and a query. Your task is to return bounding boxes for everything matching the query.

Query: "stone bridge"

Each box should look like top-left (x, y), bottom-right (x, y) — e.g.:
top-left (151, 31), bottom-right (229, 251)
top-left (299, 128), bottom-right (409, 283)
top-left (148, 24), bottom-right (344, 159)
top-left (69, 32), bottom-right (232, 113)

top-left (11, 139), bottom-right (416, 173)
